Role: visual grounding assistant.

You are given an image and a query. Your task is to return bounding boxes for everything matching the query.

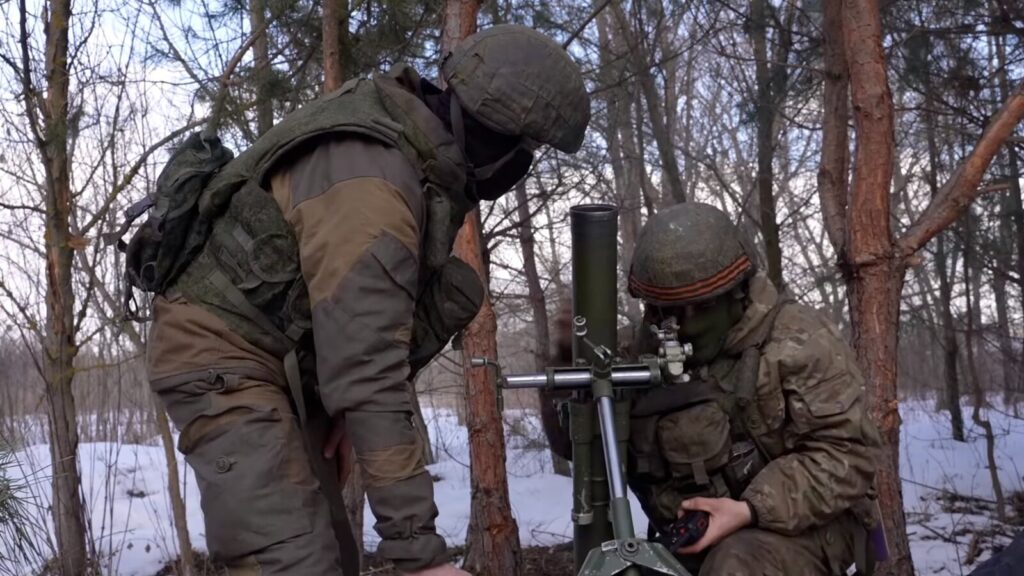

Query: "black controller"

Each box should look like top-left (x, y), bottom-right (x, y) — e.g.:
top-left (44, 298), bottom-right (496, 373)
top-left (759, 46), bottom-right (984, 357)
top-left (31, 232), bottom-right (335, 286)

top-left (657, 510), bottom-right (711, 553)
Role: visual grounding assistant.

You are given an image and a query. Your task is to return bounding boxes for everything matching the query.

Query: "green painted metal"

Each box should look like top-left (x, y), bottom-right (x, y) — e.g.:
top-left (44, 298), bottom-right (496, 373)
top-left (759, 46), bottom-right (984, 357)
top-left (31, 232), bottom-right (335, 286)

top-left (478, 204), bottom-right (694, 576)
top-left (569, 204), bottom-right (619, 571)
top-left (579, 539), bottom-right (690, 576)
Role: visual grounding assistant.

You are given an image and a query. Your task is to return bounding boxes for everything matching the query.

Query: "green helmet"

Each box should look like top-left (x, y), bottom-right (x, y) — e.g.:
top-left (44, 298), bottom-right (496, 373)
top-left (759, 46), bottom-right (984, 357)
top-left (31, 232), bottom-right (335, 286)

top-left (441, 24), bottom-right (591, 153)
top-left (628, 202), bottom-right (757, 306)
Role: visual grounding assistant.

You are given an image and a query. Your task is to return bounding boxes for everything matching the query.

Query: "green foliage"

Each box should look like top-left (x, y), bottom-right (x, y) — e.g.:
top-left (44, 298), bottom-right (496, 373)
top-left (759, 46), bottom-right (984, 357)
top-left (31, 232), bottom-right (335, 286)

top-left (0, 444), bottom-right (41, 576)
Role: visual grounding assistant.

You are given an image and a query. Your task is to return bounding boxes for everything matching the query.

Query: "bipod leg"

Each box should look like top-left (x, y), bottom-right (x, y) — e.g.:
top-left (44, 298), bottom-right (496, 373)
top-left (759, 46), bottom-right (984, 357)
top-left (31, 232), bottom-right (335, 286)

top-left (577, 378), bottom-right (692, 576)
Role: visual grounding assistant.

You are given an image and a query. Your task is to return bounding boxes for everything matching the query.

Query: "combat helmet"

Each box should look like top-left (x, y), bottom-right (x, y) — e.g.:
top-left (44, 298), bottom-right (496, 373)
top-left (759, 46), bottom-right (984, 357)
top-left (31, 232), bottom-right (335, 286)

top-left (628, 202), bottom-right (757, 306)
top-left (441, 24), bottom-right (591, 153)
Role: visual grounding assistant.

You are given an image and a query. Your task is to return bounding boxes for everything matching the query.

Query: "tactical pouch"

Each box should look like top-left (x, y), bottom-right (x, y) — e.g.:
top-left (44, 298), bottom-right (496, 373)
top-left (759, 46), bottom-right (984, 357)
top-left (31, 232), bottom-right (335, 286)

top-left (721, 439), bottom-right (766, 497)
top-left (174, 182), bottom-right (309, 357)
top-left (408, 256), bottom-right (484, 376)
top-left (628, 414), bottom-right (667, 478)
top-left (656, 402), bottom-right (732, 488)
top-left (118, 132), bottom-right (234, 315)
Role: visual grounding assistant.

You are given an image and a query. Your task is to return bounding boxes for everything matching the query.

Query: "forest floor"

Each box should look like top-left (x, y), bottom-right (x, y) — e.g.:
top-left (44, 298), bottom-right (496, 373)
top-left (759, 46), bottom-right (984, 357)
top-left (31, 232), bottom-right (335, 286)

top-left (153, 545), bottom-right (577, 576)
top-left (5, 400), bottom-right (1024, 575)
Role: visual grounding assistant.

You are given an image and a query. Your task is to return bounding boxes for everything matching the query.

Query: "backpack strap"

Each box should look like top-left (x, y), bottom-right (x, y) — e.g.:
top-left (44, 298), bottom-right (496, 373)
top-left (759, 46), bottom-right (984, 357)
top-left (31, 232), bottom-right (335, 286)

top-left (205, 268), bottom-right (308, 419)
top-left (729, 295), bottom-right (794, 462)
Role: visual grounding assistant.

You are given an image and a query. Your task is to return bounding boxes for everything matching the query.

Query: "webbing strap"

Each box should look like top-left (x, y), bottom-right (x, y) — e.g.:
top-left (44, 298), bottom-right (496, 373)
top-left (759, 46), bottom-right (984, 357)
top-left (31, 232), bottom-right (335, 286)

top-left (853, 523), bottom-right (872, 576)
top-left (284, 349), bottom-right (307, 426)
top-left (207, 268), bottom-right (295, 354)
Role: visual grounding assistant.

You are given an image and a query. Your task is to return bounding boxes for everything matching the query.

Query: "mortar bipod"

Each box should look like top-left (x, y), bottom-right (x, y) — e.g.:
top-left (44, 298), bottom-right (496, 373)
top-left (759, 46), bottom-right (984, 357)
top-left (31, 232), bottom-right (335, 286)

top-left (471, 315), bottom-right (695, 576)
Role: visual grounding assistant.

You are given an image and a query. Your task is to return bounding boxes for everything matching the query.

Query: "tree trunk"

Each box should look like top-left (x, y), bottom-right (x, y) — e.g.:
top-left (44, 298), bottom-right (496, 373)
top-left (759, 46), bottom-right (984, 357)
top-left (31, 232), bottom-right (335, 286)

top-left (840, 1), bottom-right (913, 573)
top-left (611, 3), bottom-right (686, 204)
top-left (962, 214), bottom-right (1007, 522)
top-left (250, 0), bottom-right (273, 136)
top-left (750, 0), bottom-right (782, 288)
top-left (41, 1), bottom-right (89, 572)
top-left (322, 0), bottom-right (349, 92)
top-left (155, 403), bottom-right (194, 575)
top-left (443, 3), bottom-right (521, 574)
top-left (992, 24), bottom-right (1024, 402)
top-left (848, 261), bottom-right (912, 576)
top-left (934, 232), bottom-right (964, 440)
top-left (922, 85), bottom-right (965, 440)
top-left (454, 211), bottom-right (521, 576)
top-left (816, 0), bottom-right (849, 256)
top-left (514, 181), bottom-right (569, 477)
top-left (598, 11), bottom-right (644, 328)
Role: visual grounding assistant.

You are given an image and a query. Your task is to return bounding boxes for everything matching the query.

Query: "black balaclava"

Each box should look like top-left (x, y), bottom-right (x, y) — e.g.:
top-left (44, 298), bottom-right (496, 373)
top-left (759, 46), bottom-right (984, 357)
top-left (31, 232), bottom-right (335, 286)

top-left (422, 80), bottom-right (533, 201)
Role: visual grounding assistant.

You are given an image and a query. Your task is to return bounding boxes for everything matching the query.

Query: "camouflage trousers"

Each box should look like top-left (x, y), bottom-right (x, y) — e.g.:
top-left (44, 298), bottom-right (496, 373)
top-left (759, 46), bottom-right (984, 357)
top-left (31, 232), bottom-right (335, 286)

top-left (668, 511), bottom-right (862, 576)
top-left (153, 371), bottom-right (357, 575)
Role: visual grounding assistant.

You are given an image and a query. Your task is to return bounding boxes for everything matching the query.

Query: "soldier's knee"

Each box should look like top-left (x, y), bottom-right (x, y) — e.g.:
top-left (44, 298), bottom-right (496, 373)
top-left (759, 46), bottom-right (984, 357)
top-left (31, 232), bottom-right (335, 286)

top-left (160, 377), bottom-right (321, 562)
top-left (189, 406), bottom-right (318, 560)
top-left (699, 530), bottom-right (781, 576)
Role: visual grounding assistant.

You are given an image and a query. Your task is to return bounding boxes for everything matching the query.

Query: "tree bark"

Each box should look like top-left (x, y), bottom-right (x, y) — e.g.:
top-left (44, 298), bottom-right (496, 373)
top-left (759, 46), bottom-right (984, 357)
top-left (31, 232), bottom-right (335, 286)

top-left (839, 1), bottom-right (913, 574)
top-left (816, 0), bottom-right (849, 258)
top-left (322, 0), bottom-right (348, 92)
top-left (610, 2), bottom-right (686, 205)
top-left (962, 214), bottom-right (1007, 522)
top-left (750, 0), bottom-right (782, 288)
top-left (454, 211), bottom-right (521, 576)
top-left (155, 403), bottom-right (194, 575)
top-left (39, 1), bottom-right (89, 572)
top-left (250, 0), bottom-right (273, 136)
top-left (443, 3), bottom-right (521, 574)
top-left (922, 84), bottom-right (965, 441)
top-left (992, 22), bottom-right (1024, 401)
top-left (514, 181), bottom-right (569, 477)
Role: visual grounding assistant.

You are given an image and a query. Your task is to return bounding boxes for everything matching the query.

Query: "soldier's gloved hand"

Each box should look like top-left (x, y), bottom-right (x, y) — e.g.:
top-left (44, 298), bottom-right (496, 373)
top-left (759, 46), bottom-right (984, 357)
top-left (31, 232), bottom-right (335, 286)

top-left (401, 563), bottom-right (472, 576)
top-left (674, 497), bottom-right (753, 555)
top-left (323, 415), bottom-right (354, 485)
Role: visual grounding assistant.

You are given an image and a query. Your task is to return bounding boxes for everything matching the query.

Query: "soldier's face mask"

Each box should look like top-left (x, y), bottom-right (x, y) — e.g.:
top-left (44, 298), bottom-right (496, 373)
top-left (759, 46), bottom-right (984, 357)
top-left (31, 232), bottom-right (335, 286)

top-left (450, 95), bottom-right (536, 201)
top-left (653, 295), bottom-right (744, 366)
top-left (469, 140), bottom-right (535, 200)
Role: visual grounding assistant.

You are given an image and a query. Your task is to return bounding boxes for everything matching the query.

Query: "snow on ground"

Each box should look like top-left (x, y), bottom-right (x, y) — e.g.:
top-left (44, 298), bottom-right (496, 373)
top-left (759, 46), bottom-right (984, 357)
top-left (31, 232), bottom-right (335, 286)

top-left (900, 401), bottom-right (1024, 574)
top-left (4, 401), bottom-right (1022, 575)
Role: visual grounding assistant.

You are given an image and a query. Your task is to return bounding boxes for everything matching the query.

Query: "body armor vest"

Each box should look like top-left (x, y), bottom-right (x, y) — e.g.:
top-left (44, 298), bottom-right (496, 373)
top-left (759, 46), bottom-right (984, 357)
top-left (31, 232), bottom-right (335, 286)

top-left (626, 299), bottom-right (791, 531)
top-left (171, 66), bottom-right (470, 358)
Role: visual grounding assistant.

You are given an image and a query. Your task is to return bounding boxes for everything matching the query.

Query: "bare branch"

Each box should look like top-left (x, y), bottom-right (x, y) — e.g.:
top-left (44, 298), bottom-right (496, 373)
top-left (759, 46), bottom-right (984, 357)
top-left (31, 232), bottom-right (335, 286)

top-left (898, 82), bottom-right (1024, 258)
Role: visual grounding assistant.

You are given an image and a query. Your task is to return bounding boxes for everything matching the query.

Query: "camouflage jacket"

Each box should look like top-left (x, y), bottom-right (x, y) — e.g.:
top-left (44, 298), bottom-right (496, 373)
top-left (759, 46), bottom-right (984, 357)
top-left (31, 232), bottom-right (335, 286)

top-left (628, 273), bottom-right (882, 536)
top-left (148, 65), bottom-right (473, 571)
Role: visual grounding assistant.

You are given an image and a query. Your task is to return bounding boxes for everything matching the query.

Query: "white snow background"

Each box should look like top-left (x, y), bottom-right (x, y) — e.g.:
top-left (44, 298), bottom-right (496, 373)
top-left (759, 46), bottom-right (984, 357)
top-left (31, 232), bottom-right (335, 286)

top-left (4, 401), bottom-right (1022, 575)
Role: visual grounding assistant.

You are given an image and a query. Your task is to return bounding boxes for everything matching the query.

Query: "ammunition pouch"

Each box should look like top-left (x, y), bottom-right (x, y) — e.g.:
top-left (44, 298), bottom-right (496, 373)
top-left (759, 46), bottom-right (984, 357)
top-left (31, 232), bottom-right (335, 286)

top-left (628, 394), bottom-right (770, 530)
top-left (408, 256), bottom-right (484, 376)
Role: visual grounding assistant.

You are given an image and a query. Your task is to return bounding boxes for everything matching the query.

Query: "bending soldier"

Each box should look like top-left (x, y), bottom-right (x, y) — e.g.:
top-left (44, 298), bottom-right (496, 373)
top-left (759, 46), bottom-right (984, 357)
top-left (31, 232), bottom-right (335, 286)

top-left (544, 202), bottom-right (883, 575)
top-left (142, 25), bottom-right (590, 576)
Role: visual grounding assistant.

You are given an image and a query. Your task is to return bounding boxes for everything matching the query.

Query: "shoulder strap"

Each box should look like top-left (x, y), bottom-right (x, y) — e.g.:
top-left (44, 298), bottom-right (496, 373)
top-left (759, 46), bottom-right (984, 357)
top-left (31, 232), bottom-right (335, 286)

top-left (728, 295), bottom-right (794, 461)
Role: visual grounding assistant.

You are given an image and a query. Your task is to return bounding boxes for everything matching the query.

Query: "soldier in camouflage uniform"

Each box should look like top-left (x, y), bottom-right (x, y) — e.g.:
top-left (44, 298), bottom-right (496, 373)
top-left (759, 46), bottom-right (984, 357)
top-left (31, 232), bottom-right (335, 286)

top-left (541, 202), bottom-right (883, 574)
top-left (145, 26), bottom-right (589, 576)
top-left (623, 202), bottom-right (883, 575)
